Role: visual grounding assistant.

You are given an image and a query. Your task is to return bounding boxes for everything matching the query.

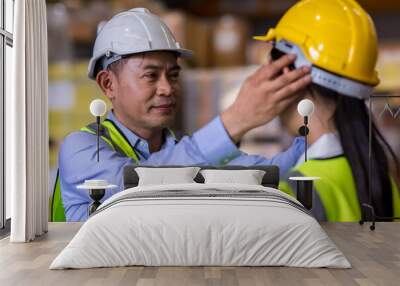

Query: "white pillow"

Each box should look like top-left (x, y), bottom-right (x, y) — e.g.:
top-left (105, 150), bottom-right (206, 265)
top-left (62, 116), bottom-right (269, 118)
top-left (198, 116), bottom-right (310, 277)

top-left (200, 169), bottom-right (266, 185)
top-left (135, 167), bottom-right (201, 186)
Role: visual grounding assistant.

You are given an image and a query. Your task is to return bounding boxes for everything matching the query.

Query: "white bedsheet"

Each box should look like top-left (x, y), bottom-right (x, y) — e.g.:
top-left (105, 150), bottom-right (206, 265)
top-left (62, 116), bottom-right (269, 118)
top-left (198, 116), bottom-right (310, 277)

top-left (50, 183), bottom-right (351, 269)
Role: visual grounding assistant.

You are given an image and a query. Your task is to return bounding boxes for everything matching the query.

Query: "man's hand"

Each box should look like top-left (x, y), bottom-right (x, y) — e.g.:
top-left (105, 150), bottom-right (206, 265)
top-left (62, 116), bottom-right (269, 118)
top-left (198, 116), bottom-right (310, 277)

top-left (221, 54), bottom-right (312, 143)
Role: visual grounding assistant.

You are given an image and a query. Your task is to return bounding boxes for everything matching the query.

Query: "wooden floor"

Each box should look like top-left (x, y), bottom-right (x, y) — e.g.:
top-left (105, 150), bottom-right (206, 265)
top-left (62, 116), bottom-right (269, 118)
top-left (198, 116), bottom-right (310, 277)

top-left (0, 222), bottom-right (399, 286)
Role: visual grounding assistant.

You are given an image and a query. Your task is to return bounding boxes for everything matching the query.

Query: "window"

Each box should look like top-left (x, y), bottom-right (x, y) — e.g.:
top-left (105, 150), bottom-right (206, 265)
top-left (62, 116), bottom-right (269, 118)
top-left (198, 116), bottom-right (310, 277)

top-left (0, 0), bottom-right (14, 233)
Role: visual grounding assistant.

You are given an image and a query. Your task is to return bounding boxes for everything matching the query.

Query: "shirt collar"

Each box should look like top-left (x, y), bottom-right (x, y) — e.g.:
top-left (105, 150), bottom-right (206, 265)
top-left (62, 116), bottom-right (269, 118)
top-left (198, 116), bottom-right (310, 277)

top-left (295, 132), bottom-right (343, 167)
top-left (106, 111), bottom-right (176, 159)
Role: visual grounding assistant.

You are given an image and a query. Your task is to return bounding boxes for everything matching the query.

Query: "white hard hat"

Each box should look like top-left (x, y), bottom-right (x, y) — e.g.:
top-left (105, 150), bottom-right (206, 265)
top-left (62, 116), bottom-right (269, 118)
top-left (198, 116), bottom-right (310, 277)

top-left (88, 8), bottom-right (193, 79)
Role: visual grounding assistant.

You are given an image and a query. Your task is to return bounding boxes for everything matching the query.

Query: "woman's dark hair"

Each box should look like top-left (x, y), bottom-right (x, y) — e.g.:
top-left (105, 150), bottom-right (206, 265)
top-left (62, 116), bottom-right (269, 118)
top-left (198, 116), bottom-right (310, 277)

top-left (311, 84), bottom-right (399, 217)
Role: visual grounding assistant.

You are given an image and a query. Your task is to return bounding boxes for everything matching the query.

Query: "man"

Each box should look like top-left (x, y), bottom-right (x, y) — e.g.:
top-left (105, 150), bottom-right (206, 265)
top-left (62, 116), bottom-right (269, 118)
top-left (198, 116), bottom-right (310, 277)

top-left (57, 8), bottom-right (311, 221)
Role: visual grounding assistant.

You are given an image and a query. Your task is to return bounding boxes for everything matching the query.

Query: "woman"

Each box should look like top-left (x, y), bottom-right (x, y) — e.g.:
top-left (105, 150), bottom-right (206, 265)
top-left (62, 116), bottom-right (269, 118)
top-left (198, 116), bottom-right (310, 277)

top-left (254, 0), bottom-right (400, 221)
top-left (278, 83), bottom-right (400, 221)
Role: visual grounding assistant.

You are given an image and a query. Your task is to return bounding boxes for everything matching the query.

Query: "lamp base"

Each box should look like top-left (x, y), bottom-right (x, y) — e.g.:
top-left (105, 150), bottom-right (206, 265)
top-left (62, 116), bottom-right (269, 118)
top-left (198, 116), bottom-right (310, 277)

top-left (88, 189), bottom-right (105, 216)
top-left (296, 180), bottom-right (313, 210)
top-left (289, 177), bottom-right (320, 210)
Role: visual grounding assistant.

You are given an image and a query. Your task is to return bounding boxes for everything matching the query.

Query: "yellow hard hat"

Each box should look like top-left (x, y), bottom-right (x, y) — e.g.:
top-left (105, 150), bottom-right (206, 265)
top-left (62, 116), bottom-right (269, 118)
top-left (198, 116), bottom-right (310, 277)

top-left (254, 0), bottom-right (380, 87)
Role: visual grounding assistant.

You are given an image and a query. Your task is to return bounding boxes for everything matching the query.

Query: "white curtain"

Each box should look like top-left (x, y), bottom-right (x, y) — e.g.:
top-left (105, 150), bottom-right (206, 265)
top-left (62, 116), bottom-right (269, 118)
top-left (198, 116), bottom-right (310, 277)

top-left (7, 0), bottom-right (49, 242)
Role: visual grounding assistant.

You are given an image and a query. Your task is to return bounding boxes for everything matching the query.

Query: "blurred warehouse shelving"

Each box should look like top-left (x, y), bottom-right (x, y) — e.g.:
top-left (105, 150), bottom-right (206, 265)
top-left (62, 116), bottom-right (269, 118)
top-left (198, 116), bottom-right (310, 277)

top-left (47, 0), bottom-right (400, 184)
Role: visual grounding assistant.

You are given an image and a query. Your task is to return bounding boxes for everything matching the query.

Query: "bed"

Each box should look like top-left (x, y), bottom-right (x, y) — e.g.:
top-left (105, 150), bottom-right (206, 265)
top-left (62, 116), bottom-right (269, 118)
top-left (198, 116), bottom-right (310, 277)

top-left (50, 165), bottom-right (350, 269)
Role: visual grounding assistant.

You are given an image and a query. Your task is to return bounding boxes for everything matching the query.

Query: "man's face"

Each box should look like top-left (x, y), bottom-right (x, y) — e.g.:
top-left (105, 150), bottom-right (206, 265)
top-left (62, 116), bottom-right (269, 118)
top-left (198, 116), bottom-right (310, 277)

top-left (109, 51), bottom-right (181, 130)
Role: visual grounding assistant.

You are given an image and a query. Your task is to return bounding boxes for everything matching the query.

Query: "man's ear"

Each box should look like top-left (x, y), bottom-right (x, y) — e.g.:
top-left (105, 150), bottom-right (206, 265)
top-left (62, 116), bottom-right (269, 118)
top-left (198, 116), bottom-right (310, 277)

top-left (96, 70), bottom-right (117, 101)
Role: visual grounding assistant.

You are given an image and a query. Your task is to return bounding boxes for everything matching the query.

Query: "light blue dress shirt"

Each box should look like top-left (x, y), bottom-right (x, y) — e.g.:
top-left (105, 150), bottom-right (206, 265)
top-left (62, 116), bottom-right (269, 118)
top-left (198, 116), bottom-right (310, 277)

top-left (59, 111), bottom-right (304, 221)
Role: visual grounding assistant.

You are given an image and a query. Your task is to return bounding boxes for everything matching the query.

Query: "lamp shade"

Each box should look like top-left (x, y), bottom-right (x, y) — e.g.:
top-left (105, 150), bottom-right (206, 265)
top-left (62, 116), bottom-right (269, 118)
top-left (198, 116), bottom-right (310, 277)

top-left (297, 99), bottom-right (314, 117)
top-left (90, 99), bottom-right (107, 117)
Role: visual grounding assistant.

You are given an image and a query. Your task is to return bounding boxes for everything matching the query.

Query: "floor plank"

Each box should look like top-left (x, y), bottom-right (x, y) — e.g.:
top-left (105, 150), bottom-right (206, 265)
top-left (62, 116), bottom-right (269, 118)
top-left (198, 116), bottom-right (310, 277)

top-left (0, 222), bottom-right (399, 286)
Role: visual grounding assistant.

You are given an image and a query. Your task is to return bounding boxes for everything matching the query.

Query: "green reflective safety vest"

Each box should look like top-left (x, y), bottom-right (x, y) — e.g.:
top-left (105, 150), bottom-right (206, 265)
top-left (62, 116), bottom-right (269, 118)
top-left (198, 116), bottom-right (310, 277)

top-left (279, 156), bottom-right (400, 222)
top-left (50, 119), bottom-right (153, 222)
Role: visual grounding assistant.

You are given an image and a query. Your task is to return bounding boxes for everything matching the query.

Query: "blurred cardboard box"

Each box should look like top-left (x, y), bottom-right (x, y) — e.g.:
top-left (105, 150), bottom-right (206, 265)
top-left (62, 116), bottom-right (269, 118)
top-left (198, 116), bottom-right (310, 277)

top-left (65, 0), bottom-right (111, 44)
top-left (247, 41), bottom-right (272, 65)
top-left (110, 0), bottom-right (165, 14)
top-left (162, 11), bottom-right (212, 68)
top-left (212, 15), bottom-right (248, 67)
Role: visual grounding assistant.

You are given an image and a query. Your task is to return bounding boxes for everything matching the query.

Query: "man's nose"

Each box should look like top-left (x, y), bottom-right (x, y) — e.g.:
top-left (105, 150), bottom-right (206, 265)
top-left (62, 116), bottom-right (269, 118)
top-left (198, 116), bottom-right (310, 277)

top-left (157, 74), bottom-right (173, 96)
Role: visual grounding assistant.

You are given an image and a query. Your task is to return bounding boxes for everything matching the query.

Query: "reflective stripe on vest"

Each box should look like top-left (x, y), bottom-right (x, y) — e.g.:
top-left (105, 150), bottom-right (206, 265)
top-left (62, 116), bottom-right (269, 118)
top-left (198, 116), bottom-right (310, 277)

top-left (82, 119), bottom-right (140, 161)
top-left (278, 156), bottom-right (400, 222)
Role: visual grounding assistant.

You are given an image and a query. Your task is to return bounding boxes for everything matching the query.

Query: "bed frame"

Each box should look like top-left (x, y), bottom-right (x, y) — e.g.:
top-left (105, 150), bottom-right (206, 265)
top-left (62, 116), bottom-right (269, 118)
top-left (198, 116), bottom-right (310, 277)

top-left (123, 165), bottom-right (280, 189)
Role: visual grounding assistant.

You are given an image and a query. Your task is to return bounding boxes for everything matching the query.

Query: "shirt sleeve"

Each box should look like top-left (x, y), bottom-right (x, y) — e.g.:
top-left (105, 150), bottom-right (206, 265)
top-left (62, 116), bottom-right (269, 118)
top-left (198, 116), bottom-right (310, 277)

top-left (226, 136), bottom-right (305, 178)
top-left (143, 116), bottom-right (241, 165)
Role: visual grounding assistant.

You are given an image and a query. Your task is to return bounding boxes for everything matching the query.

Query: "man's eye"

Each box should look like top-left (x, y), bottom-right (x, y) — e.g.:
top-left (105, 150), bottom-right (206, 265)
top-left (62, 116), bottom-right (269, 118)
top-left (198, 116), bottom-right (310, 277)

top-left (169, 73), bottom-right (180, 81)
top-left (144, 73), bottom-right (157, 80)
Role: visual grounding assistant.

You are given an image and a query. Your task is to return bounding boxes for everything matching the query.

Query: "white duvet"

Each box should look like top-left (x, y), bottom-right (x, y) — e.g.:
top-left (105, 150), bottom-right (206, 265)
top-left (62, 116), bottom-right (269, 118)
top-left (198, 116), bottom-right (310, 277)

top-left (50, 183), bottom-right (351, 269)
